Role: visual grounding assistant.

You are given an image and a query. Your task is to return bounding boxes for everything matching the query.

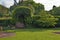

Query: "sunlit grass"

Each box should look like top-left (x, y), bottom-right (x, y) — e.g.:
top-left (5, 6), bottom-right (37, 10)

top-left (0, 28), bottom-right (60, 40)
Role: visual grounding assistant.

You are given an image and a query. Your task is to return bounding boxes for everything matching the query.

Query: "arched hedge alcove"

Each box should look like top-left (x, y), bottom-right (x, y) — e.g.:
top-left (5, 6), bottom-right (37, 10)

top-left (12, 6), bottom-right (35, 28)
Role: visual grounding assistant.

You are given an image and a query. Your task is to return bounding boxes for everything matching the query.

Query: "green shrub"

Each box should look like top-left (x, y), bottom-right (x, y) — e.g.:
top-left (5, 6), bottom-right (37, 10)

top-left (0, 13), bottom-right (3, 17)
top-left (32, 10), bottom-right (58, 28)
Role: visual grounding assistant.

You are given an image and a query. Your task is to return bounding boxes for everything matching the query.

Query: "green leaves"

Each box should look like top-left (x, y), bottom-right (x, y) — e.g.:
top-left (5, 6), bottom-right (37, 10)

top-left (10, 1), bottom-right (59, 28)
top-left (32, 10), bottom-right (58, 28)
top-left (0, 13), bottom-right (3, 17)
top-left (12, 6), bottom-right (34, 25)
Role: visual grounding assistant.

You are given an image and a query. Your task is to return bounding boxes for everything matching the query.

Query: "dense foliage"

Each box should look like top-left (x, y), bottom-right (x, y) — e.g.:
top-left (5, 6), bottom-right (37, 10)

top-left (0, 5), bottom-right (9, 14)
top-left (50, 6), bottom-right (60, 27)
top-left (32, 10), bottom-right (58, 28)
top-left (0, 0), bottom-right (60, 29)
top-left (12, 6), bottom-right (34, 25)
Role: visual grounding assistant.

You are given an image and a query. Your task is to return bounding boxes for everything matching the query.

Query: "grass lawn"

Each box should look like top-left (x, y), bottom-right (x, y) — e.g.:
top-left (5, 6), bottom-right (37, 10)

top-left (0, 28), bottom-right (60, 40)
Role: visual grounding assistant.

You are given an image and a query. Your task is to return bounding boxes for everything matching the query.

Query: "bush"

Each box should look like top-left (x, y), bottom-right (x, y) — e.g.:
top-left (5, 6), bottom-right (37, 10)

top-left (0, 13), bottom-right (3, 17)
top-left (32, 10), bottom-right (58, 28)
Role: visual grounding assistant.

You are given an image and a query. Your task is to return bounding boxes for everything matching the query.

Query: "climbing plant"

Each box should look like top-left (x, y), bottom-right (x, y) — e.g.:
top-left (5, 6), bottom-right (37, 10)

top-left (12, 6), bottom-right (35, 27)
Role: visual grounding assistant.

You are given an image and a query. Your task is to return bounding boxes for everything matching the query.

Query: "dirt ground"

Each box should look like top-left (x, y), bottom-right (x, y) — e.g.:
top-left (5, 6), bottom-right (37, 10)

top-left (53, 32), bottom-right (60, 34)
top-left (0, 32), bottom-right (15, 38)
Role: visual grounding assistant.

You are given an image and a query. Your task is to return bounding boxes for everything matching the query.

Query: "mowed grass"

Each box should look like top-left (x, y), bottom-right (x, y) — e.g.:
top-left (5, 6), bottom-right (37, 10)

top-left (0, 28), bottom-right (60, 40)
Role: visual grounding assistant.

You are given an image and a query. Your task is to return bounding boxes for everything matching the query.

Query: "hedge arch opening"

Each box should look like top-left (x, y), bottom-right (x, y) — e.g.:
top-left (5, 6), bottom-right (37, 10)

top-left (12, 6), bottom-right (35, 28)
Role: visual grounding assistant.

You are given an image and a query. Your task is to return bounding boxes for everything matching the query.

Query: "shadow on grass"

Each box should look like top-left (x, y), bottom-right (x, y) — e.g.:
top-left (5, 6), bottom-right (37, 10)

top-left (15, 28), bottom-right (60, 32)
top-left (15, 29), bottom-right (46, 32)
top-left (4, 28), bottom-right (60, 32)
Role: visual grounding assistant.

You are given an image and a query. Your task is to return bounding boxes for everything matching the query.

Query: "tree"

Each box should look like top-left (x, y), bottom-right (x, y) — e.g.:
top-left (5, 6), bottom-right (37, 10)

top-left (50, 6), bottom-right (60, 16)
top-left (14, 0), bottom-right (17, 5)
top-left (32, 10), bottom-right (58, 28)
top-left (0, 5), bottom-right (9, 14)
top-left (50, 6), bottom-right (60, 27)
top-left (10, 0), bottom-right (44, 14)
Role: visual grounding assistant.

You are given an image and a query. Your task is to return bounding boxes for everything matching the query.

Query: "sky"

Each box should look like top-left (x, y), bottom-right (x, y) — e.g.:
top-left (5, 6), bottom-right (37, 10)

top-left (0, 0), bottom-right (60, 11)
